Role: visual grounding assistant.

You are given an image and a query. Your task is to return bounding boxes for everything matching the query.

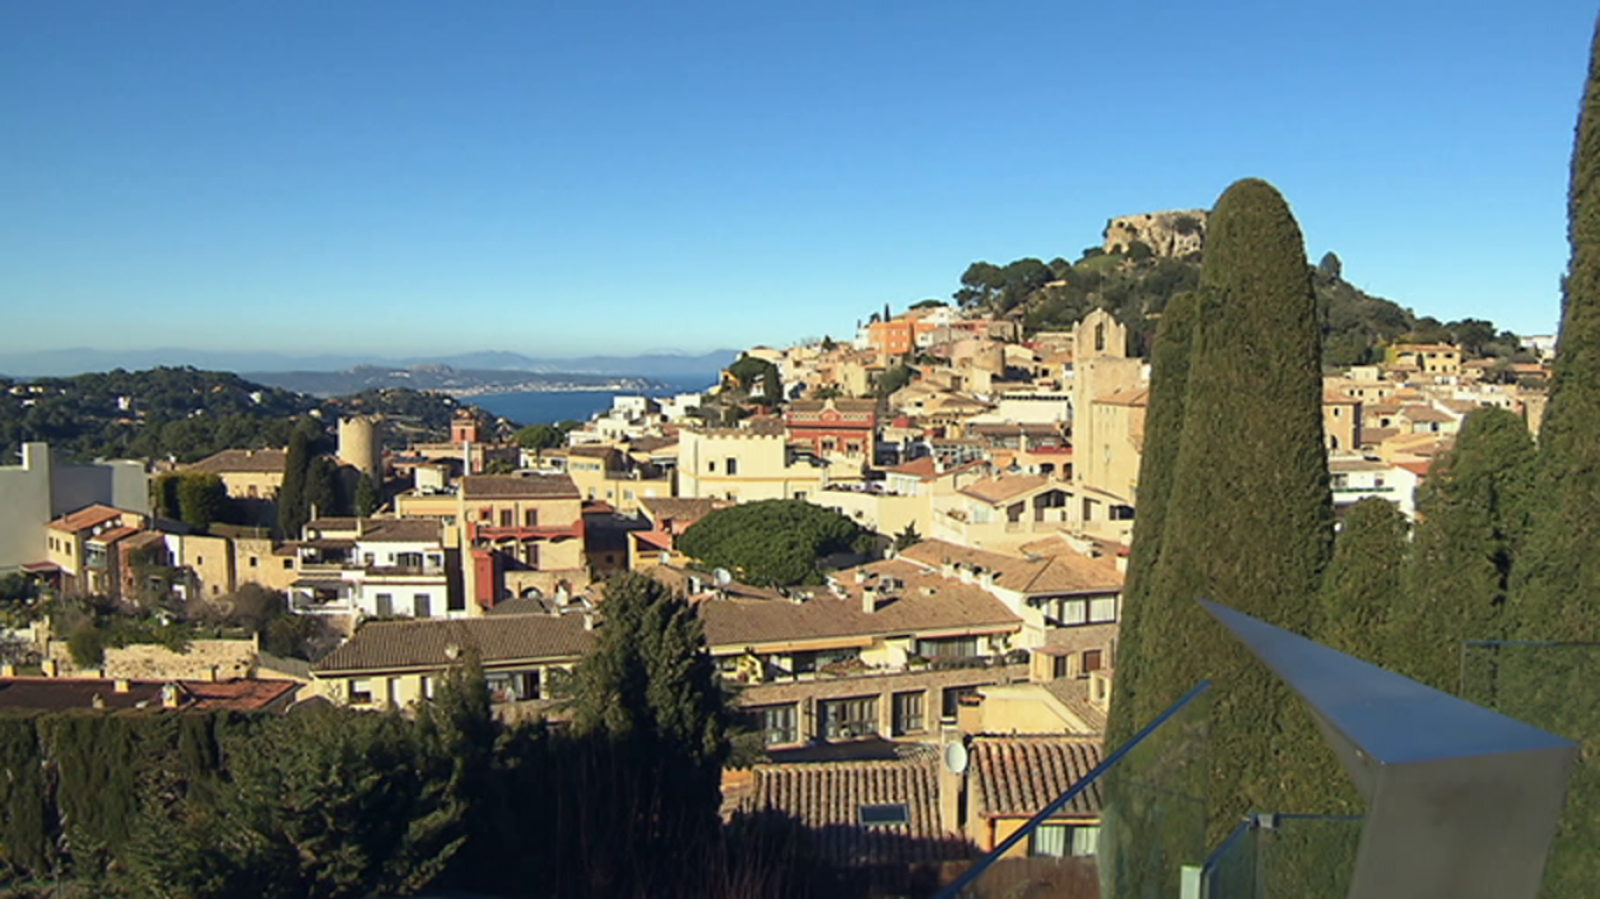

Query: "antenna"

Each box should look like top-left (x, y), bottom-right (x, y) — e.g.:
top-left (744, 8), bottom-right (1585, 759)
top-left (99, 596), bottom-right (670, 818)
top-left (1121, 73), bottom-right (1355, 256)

top-left (943, 741), bottom-right (969, 776)
top-left (713, 567), bottom-right (733, 587)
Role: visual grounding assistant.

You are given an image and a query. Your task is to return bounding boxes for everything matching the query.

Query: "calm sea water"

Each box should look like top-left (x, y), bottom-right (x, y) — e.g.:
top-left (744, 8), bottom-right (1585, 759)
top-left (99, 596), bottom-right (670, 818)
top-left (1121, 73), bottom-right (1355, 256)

top-left (471, 376), bottom-right (716, 426)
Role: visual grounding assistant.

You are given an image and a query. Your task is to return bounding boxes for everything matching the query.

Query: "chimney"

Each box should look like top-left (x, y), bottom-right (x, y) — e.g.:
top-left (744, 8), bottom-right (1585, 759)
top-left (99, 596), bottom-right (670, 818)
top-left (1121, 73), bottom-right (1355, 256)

top-left (42, 659), bottom-right (57, 678)
top-left (853, 568), bottom-right (869, 585)
top-left (862, 587), bottom-right (877, 614)
top-left (941, 558), bottom-right (955, 579)
top-left (91, 693), bottom-right (106, 710)
top-left (113, 678), bottom-right (131, 693)
top-left (582, 612), bottom-right (595, 631)
top-left (160, 683), bottom-right (181, 709)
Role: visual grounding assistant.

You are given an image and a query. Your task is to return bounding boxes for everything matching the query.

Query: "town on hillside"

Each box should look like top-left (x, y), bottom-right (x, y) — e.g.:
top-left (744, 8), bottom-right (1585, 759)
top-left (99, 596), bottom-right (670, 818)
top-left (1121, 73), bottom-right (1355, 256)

top-left (0, 250), bottom-right (1557, 892)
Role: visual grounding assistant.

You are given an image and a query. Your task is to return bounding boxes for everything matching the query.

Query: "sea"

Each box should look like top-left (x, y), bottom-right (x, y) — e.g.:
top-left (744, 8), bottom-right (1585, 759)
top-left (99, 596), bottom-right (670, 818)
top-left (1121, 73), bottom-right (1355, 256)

top-left (469, 375), bottom-right (717, 426)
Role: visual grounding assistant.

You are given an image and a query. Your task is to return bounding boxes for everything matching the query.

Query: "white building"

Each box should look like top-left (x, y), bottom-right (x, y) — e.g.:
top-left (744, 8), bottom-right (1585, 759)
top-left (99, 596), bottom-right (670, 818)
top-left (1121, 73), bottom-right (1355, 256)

top-left (0, 442), bottom-right (148, 574)
top-left (289, 518), bottom-right (461, 623)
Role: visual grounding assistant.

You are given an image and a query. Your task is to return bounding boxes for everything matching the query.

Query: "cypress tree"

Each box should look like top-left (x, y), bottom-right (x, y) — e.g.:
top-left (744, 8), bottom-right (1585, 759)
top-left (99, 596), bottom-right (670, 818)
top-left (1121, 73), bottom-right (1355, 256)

top-left (1104, 289), bottom-right (1200, 753)
top-left (1514, 19), bottom-right (1600, 643)
top-left (1107, 178), bottom-right (1334, 838)
top-left (1317, 496), bottom-right (1410, 668)
top-left (277, 427), bottom-right (313, 538)
top-left (1393, 408), bottom-right (1535, 691)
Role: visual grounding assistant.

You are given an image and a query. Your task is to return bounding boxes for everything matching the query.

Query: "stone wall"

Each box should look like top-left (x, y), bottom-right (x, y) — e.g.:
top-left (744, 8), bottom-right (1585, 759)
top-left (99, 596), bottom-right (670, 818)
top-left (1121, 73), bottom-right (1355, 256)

top-left (47, 638), bottom-right (259, 680)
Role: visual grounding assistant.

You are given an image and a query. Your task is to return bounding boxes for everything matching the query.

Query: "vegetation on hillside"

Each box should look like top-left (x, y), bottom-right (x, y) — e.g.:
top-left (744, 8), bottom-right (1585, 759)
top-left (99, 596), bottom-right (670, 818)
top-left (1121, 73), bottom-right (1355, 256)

top-left (0, 367), bottom-right (472, 464)
top-left (953, 243), bottom-right (1533, 368)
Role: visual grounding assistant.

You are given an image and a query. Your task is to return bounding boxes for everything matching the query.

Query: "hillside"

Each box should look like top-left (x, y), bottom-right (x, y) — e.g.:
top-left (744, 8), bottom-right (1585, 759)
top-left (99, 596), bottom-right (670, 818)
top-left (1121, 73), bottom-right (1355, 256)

top-left (0, 367), bottom-right (476, 464)
top-left (954, 241), bottom-right (1529, 366)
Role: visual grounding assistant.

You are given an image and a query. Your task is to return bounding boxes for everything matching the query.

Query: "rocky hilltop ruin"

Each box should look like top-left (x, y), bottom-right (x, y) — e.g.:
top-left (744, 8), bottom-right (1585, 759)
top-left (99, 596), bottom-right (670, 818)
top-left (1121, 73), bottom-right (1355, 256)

top-left (1103, 209), bottom-right (1208, 258)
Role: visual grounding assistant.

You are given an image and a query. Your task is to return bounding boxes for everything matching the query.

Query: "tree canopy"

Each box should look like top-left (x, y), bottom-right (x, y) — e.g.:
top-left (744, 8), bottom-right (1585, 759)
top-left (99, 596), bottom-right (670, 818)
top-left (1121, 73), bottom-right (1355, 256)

top-left (677, 500), bottom-right (866, 586)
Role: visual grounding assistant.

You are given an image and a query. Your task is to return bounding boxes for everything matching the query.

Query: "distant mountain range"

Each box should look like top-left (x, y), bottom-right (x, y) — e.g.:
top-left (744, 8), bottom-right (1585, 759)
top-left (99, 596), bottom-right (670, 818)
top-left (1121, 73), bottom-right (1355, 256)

top-left (0, 348), bottom-right (740, 380)
top-left (248, 365), bottom-right (670, 398)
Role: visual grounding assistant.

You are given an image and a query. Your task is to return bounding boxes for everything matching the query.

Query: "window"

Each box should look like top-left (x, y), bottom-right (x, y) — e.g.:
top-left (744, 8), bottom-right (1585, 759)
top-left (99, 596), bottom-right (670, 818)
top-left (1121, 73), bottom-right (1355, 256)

top-left (793, 491), bottom-right (807, 501)
top-left (500, 509), bottom-right (514, 527)
top-left (375, 593), bottom-right (394, 616)
top-left (941, 685), bottom-right (978, 721)
top-left (524, 508), bottom-right (539, 526)
top-left (1089, 597), bottom-right (1116, 623)
top-left (1031, 824), bottom-right (1099, 858)
top-left (1083, 649), bottom-right (1104, 673)
top-left (414, 593), bottom-right (432, 617)
top-left (859, 803), bottom-right (910, 826)
top-left (820, 696), bottom-right (878, 739)
top-left (708, 460), bottom-right (717, 473)
top-left (349, 679), bottom-right (373, 705)
top-left (892, 691), bottom-right (925, 735)
top-left (283, 559), bottom-right (293, 569)
top-left (725, 458), bottom-right (738, 475)
top-left (249, 556), bottom-right (258, 568)
top-left (916, 636), bottom-right (980, 658)
top-left (397, 552), bottom-right (423, 568)
top-left (754, 704), bottom-right (797, 745)
top-left (421, 675), bottom-right (435, 700)
top-left (194, 555), bottom-right (202, 565)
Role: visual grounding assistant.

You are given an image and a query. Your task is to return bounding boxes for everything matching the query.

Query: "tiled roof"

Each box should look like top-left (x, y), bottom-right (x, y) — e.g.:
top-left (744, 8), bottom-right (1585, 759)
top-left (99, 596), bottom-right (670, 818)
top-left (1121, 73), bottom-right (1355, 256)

top-left (185, 448), bottom-right (288, 474)
top-left (87, 525), bottom-right (140, 546)
top-left (695, 560), bottom-right (1022, 649)
top-left (969, 736), bottom-right (1104, 819)
top-left (461, 474), bottom-right (580, 499)
top-left (313, 613), bottom-right (594, 674)
top-left (626, 436), bottom-right (679, 453)
top-left (182, 679), bottom-right (301, 711)
top-left (884, 457), bottom-right (938, 479)
top-left (740, 757), bottom-right (969, 866)
top-left (357, 518), bottom-right (444, 543)
top-left (1400, 405), bottom-right (1455, 423)
top-left (639, 496), bottom-right (730, 524)
top-left (47, 504), bottom-right (127, 534)
top-left (958, 475), bottom-right (1050, 505)
top-left (1037, 675), bottom-right (1110, 734)
top-left (897, 539), bottom-right (1123, 597)
top-left (0, 677), bottom-right (298, 712)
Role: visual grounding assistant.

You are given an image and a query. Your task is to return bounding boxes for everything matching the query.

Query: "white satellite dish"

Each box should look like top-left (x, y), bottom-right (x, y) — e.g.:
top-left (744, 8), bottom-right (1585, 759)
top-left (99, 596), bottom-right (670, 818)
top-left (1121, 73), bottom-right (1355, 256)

top-left (713, 567), bottom-right (734, 587)
top-left (943, 741), bottom-right (969, 776)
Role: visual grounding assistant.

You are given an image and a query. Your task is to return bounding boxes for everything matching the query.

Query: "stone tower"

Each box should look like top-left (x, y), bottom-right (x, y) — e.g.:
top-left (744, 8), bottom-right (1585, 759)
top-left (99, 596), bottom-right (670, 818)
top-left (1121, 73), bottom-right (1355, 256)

top-left (337, 415), bottom-right (383, 482)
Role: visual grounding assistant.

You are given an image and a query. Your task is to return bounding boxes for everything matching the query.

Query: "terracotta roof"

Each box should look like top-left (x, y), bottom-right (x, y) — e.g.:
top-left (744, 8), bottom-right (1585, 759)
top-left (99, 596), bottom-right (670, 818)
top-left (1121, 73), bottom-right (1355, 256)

top-left (181, 679), bottom-right (301, 711)
top-left (87, 525), bottom-right (140, 546)
top-left (897, 539), bottom-right (1123, 597)
top-left (1395, 460), bottom-right (1433, 477)
top-left (1361, 427), bottom-right (1400, 444)
top-left (568, 445), bottom-right (620, 459)
top-left (0, 677), bottom-right (297, 712)
top-left (1322, 391), bottom-right (1360, 405)
top-left (740, 757), bottom-right (968, 866)
top-left (626, 436), bottom-right (678, 453)
top-left (970, 736), bottom-right (1104, 819)
top-left (695, 560), bottom-right (1022, 649)
top-left (313, 613), bottom-right (595, 674)
top-left (1401, 405), bottom-right (1455, 424)
top-left (1038, 674), bottom-right (1110, 734)
top-left (958, 475), bottom-right (1050, 505)
top-left (185, 448), bottom-right (287, 475)
top-left (630, 530), bottom-right (673, 551)
top-left (786, 399), bottom-right (879, 414)
top-left (461, 474), bottom-right (580, 499)
top-left (884, 457), bottom-right (938, 479)
top-left (357, 518), bottom-right (443, 543)
top-left (639, 496), bottom-right (731, 525)
top-left (47, 504), bottom-right (127, 534)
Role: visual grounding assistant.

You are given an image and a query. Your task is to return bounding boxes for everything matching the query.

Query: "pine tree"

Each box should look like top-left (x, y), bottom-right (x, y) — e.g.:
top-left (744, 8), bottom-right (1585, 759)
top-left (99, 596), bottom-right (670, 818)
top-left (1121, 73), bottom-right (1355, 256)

top-left (1105, 289), bottom-right (1199, 753)
top-left (302, 455), bottom-right (341, 520)
top-left (1514, 19), bottom-right (1600, 643)
top-left (1393, 408), bottom-right (1535, 690)
top-left (1317, 496), bottom-right (1410, 668)
top-left (1106, 178), bottom-right (1334, 840)
top-left (355, 474), bottom-right (380, 517)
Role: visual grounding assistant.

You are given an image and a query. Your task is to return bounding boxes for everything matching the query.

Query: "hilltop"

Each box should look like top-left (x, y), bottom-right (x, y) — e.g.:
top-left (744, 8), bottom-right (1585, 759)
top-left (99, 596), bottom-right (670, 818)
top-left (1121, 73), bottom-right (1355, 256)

top-left (951, 214), bottom-right (1534, 367)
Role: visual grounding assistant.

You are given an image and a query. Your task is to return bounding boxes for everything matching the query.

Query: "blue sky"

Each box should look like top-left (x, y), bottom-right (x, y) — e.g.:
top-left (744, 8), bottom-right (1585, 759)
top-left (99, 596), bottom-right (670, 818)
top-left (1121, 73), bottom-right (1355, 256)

top-left (1, 2), bottom-right (1594, 358)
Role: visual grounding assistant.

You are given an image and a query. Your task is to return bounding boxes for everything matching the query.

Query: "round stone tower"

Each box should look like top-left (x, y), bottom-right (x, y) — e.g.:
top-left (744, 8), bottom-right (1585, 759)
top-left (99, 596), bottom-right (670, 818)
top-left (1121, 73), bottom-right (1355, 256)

top-left (337, 415), bottom-right (383, 482)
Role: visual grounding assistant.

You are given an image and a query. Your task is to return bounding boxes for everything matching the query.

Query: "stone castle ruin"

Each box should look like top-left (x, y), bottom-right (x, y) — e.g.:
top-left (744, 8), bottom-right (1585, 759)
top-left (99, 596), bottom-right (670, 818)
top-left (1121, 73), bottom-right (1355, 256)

top-left (1102, 209), bottom-right (1208, 259)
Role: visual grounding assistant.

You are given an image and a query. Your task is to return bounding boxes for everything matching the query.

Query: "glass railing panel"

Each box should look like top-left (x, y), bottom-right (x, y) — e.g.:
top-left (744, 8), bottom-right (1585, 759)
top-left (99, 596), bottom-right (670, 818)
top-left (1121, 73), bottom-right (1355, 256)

top-left (935, 681), bottom-right (1211, 899)
top-left (1460, 641), bottom-right (1600, 899)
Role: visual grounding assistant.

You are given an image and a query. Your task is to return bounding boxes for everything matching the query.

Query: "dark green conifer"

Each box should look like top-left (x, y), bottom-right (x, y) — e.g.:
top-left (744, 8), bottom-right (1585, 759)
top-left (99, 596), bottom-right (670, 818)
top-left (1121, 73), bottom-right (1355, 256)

top-left (1514, 19), bottom-right (1600, 642)
top-left (1394, 408), bottom-right (1535, 690)
top-left (1104, 289), bottom-right (1199, 753)
top-left (1317, 496), bottom-right (1410, 668)
top-left (1106, 178), bottom-right (1334, 837)
top-left (277, 426), bottom-right (313, 538)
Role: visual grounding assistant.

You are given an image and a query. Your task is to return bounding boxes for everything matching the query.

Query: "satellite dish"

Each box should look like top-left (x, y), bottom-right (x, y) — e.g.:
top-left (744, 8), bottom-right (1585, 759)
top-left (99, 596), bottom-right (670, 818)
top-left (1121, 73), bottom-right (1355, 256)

top-left (713, 567), bottom-right (733, 587)
top-left (944, 741), bottom-right (969, 775)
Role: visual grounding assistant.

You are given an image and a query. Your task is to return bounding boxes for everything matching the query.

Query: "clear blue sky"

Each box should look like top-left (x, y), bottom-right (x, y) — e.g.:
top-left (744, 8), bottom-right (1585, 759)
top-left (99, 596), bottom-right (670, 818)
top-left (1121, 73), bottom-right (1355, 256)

top-left (2, 2), bottom-right (1595, 358)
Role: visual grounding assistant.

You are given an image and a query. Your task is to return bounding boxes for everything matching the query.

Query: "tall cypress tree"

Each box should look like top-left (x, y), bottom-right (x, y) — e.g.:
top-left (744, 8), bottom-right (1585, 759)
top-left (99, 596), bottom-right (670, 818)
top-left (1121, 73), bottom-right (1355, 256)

top-left (1107, 178), bottom-right (1334, 837)
top-left (277, 426), bottom-right (313, 538)
top-left (1317, 496), bottom-right (1411, 670)
top-left (1393, 408), bottom-right (1535, 691)
top-left (1105, 289), bottom-right (1200, 753)
top-left (1514, 20), bottom-right (1600, 643)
